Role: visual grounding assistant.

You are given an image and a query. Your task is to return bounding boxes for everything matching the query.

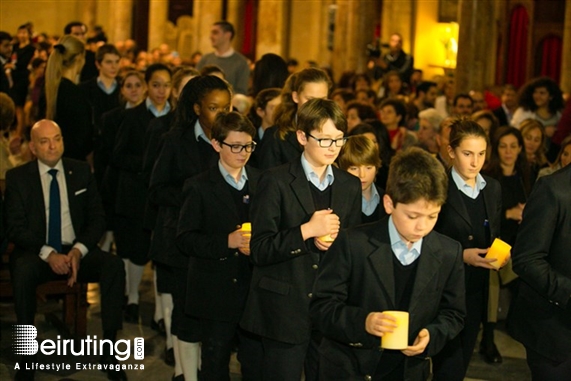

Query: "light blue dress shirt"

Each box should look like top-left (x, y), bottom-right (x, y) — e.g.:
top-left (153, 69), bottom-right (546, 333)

top-left (218, 161), bottom-right (248, 191)
top-left (97, 77), bottom-right (118, 95)
top-left (451, 166), bottom-right (487, 199)
top-left (362, 185), bottom-right (381, 216)
top-left (388, 216), bottom-right (423, 266)
top-left (145, 97), bottom-right (171, 118)
top-left (300, 153), bottom-right (334, 191)
top-left (194, 120), bottom-right (212, 145)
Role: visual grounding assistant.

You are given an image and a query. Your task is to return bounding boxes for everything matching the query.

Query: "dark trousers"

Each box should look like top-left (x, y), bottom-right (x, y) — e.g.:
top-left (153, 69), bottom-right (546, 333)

top-left (526, 347), bottom-right (571, 381)
top-left (432, 290), bottom-right (486, 381)
top-left (10, 248), bottom-right (125, 332)
top-left (199, 321), bottom-right (263, 381)
top-left (261, 333), bottom-right (320, 381)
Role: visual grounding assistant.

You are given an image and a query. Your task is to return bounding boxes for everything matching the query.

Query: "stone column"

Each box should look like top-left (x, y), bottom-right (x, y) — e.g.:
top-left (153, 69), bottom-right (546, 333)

top-left (81, 0), bottom-right (97, 34)
top-left (110, 0), bottom-right (133, 43)
top-left (455, 0), bottom-right (495, 93)
top-left (148, 0), bottom-right (168, 50)
top-left (381, 0), bottom-right (414, 54)
top-left (226, 0), bottom-right (246, 54)
top-left (256, 0), bottom-right (289, 58)
top-left (561, 0), bottom-right (571, 94)
top-left (193, 0), bottom-right (224, 55)
top-left (332, 0), bottom-right (377, 82)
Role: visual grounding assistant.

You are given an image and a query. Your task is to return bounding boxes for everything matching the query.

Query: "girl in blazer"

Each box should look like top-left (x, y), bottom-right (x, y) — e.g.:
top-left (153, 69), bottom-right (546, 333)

top-left (431, 118), bottom-right (503, 381)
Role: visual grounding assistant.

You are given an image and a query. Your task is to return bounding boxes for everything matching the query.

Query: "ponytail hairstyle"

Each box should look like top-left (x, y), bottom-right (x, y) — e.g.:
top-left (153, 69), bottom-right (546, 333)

top-left (172, 75), bottom-right (232, 131)
top-left (448, 117), bottom-right (489, 151)
top-left (45, 35), bottom-right (85, 119)
top-left (273, 67), bottom-right (332, 140)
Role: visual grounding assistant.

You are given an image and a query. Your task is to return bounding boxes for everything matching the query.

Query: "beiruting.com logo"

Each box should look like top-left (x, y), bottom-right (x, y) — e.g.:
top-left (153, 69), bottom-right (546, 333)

top-left (13, 325), bottom-right (145, 371)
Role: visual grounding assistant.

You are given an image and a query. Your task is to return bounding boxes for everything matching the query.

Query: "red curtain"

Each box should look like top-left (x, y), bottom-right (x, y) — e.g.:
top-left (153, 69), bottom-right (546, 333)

top-left (506, 5), bottom-right (529, 88)
top-left (241, 0), bottom-right (256, 60)
top-left (540, 35), bottom-right (562, 84)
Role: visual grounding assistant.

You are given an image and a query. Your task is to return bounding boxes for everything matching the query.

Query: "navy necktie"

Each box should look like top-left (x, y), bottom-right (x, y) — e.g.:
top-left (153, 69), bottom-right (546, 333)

top-left (47, 169), bottom-right (62, 253)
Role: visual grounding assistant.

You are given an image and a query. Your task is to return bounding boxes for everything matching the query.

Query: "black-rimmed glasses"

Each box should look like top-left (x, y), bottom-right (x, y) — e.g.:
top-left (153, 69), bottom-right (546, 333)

top-left (306, 133), bottom-right (348, 148)
top-left (220, 141), bottom-right (257, 153)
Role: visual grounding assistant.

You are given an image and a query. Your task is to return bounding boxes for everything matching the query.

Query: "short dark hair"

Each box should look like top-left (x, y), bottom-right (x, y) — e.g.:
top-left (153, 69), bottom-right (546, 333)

top-left (338, 135), bottom-right (382, 170)
top-left (449, 117), bottom-right (488, 150)
top-left (296, 98), bottom-right (347, 136)
top-left (213, 21), bottom-right (235, 40)
top-left (95, 44), bottom-right (120, 63)
top-left (144, 63), bottom-right (171, 83)
top-left (346, 101), bottom-right (378, 121)
top-left (453, 93), bottom-right (473, 107)
top-left (386, 147), bottom-right (448, 206)
top-left (416, 81), bottom-right (437, 97)
top-left (63, 21), bottom-right (86, 35)
top-left (379, 98), bottom-right (407, 126)
top-left (0, 31), bottom-right (11, 43)
top-left (212, 111), bottom-right (256, 142)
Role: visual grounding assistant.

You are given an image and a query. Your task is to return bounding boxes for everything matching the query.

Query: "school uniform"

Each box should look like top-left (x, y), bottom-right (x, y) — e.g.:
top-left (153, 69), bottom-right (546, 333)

top-left (361, 184), bottom-right (387, 224)
top-left (310, 216), bottom-right (466, 380)
top-left (431, 168), bottom-right (502, 381)
top-left (177, 163), bottom-right (262, 381)
top-left (240, 154), bottom-right (362, 380)
top-left (256, 126), bottom-right (303, 170)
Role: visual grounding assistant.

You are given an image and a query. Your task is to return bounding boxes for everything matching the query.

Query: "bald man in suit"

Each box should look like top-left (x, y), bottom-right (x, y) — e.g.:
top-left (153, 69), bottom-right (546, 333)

top-left (5, 119), bottom-right (126, 381)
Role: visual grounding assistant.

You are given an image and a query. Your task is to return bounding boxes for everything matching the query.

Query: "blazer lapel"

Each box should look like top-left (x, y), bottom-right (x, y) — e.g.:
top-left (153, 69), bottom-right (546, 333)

top-left (210, 167), bottom-right (240, 221)
top-left (368, 224), bottom-right (396, 309)
top-left (330, 169), bottom-right (348, 214)
top-left (28, 161), bottom-right (47, 228)
top-left (446, 173), bottom-right (471, 227)
top-left (62, 160), bottom-right (80, 228)
top-left (289, 159), bottom-right (315, 216)
top-left (408, 235), bottom-right (442, 313)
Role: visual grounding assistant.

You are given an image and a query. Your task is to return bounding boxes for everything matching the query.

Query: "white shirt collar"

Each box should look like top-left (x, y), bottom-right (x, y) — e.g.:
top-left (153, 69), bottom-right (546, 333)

top-left (451, 166), bottom-right (487, 199)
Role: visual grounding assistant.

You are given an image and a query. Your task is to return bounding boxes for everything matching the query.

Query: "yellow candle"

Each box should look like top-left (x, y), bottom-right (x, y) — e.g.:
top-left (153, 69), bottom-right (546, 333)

top-left (318, 234), bottom-right (335, 243)
top-left (485, 238), bottom-right (512, 269)
top-left (381, 311), bottom-right (409, 350)
top-left (241, 223), bottom-right (251, 237)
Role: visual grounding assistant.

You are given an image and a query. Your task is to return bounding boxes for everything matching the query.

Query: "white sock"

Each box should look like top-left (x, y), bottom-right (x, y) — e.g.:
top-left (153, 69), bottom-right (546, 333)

top-left (100, 231), bottom-right (114, 252)
top-left (153, 269), bottom-right (163, 322)
top-left (172, 335), bottom-right (183, 376)
top-left (127, 262), bottom-right (144, 305)
top-left (161, 293), bottom-right (174, 349)
top-left (122, 259), bottom-right (130, 297)
top-left (178, 340), bottom-right (199, 381)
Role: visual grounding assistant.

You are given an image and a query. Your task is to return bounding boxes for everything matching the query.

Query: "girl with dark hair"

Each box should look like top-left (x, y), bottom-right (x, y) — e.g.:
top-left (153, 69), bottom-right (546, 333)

top-left (148, 75), bottom-right (232, 381)
top-left (257, 67), bottom-right (332, 169)
top-left (251, 53), bottom-right (289, 97)
top-left (432, 119), bottom-right (504, 381)
top-left (511, 77), bottom-right (564, 134)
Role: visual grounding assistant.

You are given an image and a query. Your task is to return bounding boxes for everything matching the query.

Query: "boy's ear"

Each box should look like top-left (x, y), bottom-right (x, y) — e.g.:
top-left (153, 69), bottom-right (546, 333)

top-left (296, 130), bottom-right (308, 146)
top-left (383, 194), bottom-right (395, 215)
top-left (256, 107), bottom-right (265, 119)
top-left (95, 61), bottom-right (101, 71)
top-left (212, 139), bottom-right (222, 153)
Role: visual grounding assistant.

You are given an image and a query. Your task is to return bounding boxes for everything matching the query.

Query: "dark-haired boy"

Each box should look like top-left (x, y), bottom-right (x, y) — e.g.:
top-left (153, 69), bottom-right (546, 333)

top-left (310, 147), bottom-right (466, 381)
top-left (241, 98), bottom-right (362, 380)
top-left (176, 112), bottom-right (262, 380)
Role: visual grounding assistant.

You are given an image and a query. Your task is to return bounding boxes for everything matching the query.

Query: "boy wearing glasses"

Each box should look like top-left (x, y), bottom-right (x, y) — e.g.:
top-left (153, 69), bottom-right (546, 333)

top-left (176, 112), bottom-right (262, 380)
top-left (241, 98), bottom-right (362, 380)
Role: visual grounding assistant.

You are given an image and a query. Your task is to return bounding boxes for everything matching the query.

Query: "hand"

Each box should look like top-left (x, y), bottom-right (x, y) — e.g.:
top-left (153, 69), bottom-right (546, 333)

top-left (402, 328), bottom-right (430, 356)
top-left (365, 312), bottom-right (398, 338)
top-left (301, 209), bottom-right (340, 240)
top-left (314, 237), bottom-right (332, 251)
top-left (463, 248), bottom-right (497, 269)
top-left (228, 228), bottom-right (250, 249)
top-left (506, 203), bottom-right (525, 222)
top-left (239, 234), bottom-right (251, 256)
top-left (66, 249), bottom-right (81, 286)
top-left (47, 252), bottom-right (70, 275)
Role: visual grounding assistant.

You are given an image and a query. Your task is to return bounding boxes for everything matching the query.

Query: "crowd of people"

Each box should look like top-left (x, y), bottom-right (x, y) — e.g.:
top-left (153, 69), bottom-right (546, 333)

top-left (1, 19), bottom-right (570, 381)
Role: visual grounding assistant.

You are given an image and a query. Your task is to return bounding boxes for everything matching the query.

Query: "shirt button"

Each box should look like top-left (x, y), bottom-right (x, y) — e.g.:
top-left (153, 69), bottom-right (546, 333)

top-left (312, 264), bottom-right (318, 270)
top-left (308, 293), bottom-right (313, 298)
top-left (468, 235), bottom-right (474, 241)
top-left (232, 278), bottom-right (237, 283)
top-left (234, 252), bottom-right (239, 257)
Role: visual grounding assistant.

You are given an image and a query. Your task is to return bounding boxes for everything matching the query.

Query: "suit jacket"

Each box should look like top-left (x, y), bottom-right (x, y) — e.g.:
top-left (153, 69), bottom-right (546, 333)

top-left (508, 165), bottom-right (571, 362)
top-left (257, 126), bottom-right (303, 170)
top-left (434, 172), bottom-right (502, 294)
top-left (240, 158), bottom-right (362, 344)
top-left (147, 126), bottom-right (218, 266)
top-left (310, 218), bottom-right (465, 380)
top-left (4, 158), bottom-right (105, 257)
top-left (112, 102), bottom-right (154, 218)
top-left (177, 165), bottom-right (260, 322)
top-left (492, 106), bottom-right (509, 127)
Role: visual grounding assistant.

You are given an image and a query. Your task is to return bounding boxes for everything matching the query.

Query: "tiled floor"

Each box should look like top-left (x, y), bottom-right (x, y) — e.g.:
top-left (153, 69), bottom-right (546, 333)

top-left (0, 264), bottom-right (531, 381)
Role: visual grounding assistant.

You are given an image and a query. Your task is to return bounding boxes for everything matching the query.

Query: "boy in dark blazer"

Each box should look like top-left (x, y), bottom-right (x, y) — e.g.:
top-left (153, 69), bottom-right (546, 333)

top-left (177, 112), bottom-right (262, 381)
top-left (310, 148), bottom-right (466, 381)
top-left (240, 98), bottom-right (362, 380)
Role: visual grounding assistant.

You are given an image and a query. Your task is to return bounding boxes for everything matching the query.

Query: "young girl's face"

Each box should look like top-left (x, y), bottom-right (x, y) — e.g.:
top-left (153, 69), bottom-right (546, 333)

top-left (523, 127), bottom-right (542, 158)
top-left (292, 81), bottom-right (329, 107)
top-left (147, 70), bottom-right (172, 107)
top-left (346, 164), bottom-right (377, 193)
top-left (122, 75), bottom-right (146, 105)
top-left (194, 89), bottom-right (231, 131)
top-left (533, 87), bottom-right (551, 108)
top-left (498, 133), bottom-right (522, 168)
top-left (448, 136), bottom-right (487, 183)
